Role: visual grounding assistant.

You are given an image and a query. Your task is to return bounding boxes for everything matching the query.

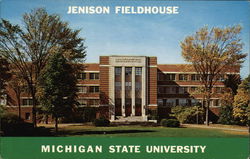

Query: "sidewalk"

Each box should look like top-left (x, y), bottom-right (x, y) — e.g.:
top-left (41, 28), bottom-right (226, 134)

top-left (182, 124), bottom-right (249, 132)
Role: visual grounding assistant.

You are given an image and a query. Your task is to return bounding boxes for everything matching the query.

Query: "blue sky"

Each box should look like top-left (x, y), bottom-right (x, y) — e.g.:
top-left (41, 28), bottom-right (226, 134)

top-left (1, 0), bottom-right (249, 78)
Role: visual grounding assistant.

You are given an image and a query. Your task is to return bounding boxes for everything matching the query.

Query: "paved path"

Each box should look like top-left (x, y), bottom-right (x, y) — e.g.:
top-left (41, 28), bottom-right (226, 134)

top-left (182, 124), bottom-right (249, 132)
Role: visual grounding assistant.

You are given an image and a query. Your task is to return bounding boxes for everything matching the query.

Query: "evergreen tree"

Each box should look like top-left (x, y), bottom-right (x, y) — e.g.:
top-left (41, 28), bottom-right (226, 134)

top-left (38, 52), bottom-right (77, 133)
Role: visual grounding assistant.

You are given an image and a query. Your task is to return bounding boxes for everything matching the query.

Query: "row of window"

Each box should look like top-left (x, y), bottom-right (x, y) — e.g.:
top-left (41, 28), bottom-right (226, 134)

top-left (158, 86), bottom-right (225, 94)
top-left (157, 98), bottom-right (221, 107)
top-left (77, 73), bottom-right (99, 80)
top-left (115, 82), bottom-right (142, 90)
top-left (77, 86), bottom-right (99, 93)
top-left (115, 67), bottom-right (142, 76)
top-left (158, 73), bottom-right (225, 82)
top-left (78, 99), bottom-right (99, 107)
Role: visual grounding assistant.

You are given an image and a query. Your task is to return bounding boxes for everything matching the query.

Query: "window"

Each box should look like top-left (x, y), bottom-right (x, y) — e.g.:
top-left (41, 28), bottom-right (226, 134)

top-left (157, 99), bottom-right (163, 106)
top-left (89, 73), bottom-right (99, 80)
top-left (158, 73), bottom-right (165, 81)
top-left (135, 82), bottom-right (141, 90)
top-left (158, 87), bottom-right (165, 94)
top-left (78, 99), bottom-right (87, 107)
top-left (22, 99), bottom-right (33, 106)
top-left (125, 67), bottom-right (132, 75)
top-left (125, 82), bottom-right (132, 87)
top-left (216, 75), bottom-right (224, 81)
top-left (77, 73), bottom-right (86, 80)
top-left (215, 87), bottom-right (223, 93)
top-left (25, 113), bottom-right (31, 120)
top-left (89, 99), bottom-right (99, 106)
top-left (115, 67), bottom-right (122, 75)
top-left (213, 99), bottom-right (220, 107)
top-left (191, 99), bottom-right (199, 106)
top-left (89, 86), bottom-right (99, 93)
top-left (179, 87), bottom-right (188, 94)
top-left (166, 74), bottom-right (176, 81)
top-left (191, 74), bottom-right (200, 81)
top-left (166, 87), bottom-right (176, 94)
top-left (115, 82), bottom-right (121, 90)
top-left (77, 86), bottom-right (87, 93)
top-left (179, 74), bottom-right (188, 81)
top-left (179, 99), bottom-right (188, 106)
top-left (166, 99), bottom-right (176, 107)
top-left (135, 67), bottom-right (142, 76)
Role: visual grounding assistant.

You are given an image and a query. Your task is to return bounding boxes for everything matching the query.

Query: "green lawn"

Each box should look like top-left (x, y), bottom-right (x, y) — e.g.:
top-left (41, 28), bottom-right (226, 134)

top-left (44, 124), bottom-right (248, 137)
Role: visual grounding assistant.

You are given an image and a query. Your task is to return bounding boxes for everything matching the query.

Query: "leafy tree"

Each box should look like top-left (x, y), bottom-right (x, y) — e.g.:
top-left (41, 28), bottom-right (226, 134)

top-left (181, 25), bottom-right (246, 125)
top-left (171, 106), bottom-right (204, 124)
top-left (38, 52), bottom-right (78, 133)
top-left (0, 8), bottom-right (86, 126)
top-left (233, 75), bottom-right (250, 126)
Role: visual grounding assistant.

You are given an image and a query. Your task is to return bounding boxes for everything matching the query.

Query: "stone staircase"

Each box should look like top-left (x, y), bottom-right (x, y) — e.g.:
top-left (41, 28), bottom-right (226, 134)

top-left (110, 116), bottom-right (157, 125)
top-left (114, 116), bottom-right (145, 122)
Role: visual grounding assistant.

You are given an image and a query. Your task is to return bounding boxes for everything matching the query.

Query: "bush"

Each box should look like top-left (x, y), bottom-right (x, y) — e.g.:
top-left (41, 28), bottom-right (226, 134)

top-left (171, 106), bottom-right (204, 124)
top-left (0, 113), bottom-right (34, 136)
top-left (161, 119), bottom-right (180, 127)
top-left (93, 118), bottom-right (110, 127)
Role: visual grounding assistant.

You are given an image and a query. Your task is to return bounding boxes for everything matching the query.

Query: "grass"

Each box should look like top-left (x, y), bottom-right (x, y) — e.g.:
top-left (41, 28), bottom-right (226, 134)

top-left (39, 123), bottom-right (249, 137)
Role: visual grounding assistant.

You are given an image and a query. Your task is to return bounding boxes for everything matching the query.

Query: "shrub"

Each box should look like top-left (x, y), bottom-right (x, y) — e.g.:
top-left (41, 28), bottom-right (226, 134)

top-left (0, 113), bottom-right (34, 136)
top-left (171, 106), bottom-right (204, 124)
top-left (161, 119), bottom-right (180, 127)
top-left (218, 105), bottom-right (235, 125)
top-left (93, 118), bottom-right (110, 127)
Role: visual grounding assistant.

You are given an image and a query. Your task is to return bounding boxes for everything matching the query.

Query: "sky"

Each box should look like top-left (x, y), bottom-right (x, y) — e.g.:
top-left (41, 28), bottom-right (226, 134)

top-left (1, 0), bottom-right (249, 78)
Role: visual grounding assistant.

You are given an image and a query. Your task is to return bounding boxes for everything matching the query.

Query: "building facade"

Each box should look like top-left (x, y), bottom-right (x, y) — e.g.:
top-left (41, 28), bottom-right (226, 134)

top-left (2, 55), bottom-right (240, 122)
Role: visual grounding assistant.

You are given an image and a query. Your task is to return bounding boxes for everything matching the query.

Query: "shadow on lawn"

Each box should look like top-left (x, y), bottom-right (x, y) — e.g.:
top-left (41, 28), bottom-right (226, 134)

top-left (57, 129), bottom-right (156, 136)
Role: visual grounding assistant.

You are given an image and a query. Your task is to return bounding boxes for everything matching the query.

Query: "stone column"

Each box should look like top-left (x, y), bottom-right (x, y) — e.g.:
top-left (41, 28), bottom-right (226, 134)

top-left (141, 66), bottom-right (146, 118)
top-left (121, 67), bottom-right (125, 116)
top-left (109, 66), bottom-right (115, 120)
top-left (131, 67), bottom-right (135, 116)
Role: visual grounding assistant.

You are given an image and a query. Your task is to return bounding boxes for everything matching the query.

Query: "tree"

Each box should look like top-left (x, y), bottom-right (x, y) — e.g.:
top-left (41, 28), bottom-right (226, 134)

top-left (233, 75), bottom-right (250, 126)
top-left (0, 8), bottom-right (86, 127)
top-left (38, 52), bottom-right (78, 133)
top-left (181, 25), bottom-right (246, 125)
top-left (0, 56), bottom-right (11, 97)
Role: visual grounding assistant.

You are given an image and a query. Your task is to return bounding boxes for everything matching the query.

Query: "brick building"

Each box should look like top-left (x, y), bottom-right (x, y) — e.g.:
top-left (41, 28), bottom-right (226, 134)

top-left (1, 55), bottom-right (240, 122)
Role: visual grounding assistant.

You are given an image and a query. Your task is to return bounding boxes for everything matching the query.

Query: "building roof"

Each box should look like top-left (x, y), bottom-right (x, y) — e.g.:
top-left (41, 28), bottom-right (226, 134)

top-left (157, 64), bottom-right (240, 73)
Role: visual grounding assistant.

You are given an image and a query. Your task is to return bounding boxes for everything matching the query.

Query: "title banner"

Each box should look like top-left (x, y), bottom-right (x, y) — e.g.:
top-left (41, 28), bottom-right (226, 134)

top-left (0, 137), bottom-right (248, 159)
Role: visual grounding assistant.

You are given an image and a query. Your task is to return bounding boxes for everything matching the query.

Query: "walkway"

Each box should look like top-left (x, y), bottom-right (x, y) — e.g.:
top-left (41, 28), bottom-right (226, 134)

top-left (182, 124), bottom-right (249, 132)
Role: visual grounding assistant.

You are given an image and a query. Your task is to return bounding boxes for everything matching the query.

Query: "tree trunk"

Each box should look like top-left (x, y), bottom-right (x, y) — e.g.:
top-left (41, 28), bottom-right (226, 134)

top-left (55, 116), bottom-right (58, 134)
top-left (205, 98), bottom-right (210, 126)
top-left (17, 94), bottom-right (21, 119)
top-left (31, 91), bottom-right (37, 127)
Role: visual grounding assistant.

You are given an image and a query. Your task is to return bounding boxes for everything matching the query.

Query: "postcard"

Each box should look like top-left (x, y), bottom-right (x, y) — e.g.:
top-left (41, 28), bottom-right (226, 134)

top-left (0, 0), bottom-right (249, 159)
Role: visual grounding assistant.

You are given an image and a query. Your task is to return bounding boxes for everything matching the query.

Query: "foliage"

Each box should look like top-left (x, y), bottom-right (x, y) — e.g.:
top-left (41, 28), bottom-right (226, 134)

top-left (0, 57), bottom-right (11, 97)
top-left (180, 25), bottom-right (246, 125)
top-left (171, 106), bottom-right (204, 124)
top-left (0, 113), bottom-right (34, 136)
top-left (224, 74), bottom-right (241, 95)
top-left (93, 118), bottom-right (110, 127)
top-left (0, 105), bottom-right (6, 118)
top-left (161, 119), bottom-right (180, 127)
top-left (233, 76), bottom-right (250, 126)
top-left (218, 105), bottom-right (235, 125)
top-left (38, 52), bottom-right (78, 132)
top-left (0, 8), bottom-right (86, 126)
top-left (61, 107), bottom-right (97, 123)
